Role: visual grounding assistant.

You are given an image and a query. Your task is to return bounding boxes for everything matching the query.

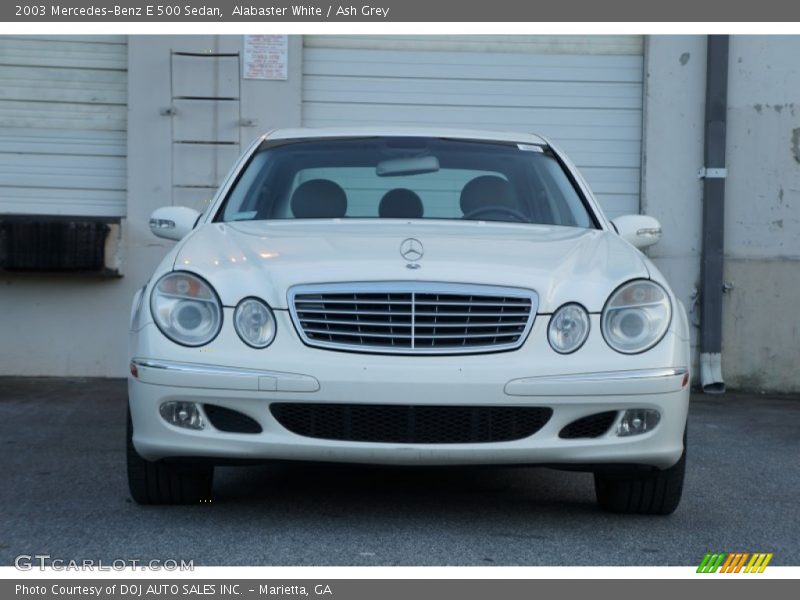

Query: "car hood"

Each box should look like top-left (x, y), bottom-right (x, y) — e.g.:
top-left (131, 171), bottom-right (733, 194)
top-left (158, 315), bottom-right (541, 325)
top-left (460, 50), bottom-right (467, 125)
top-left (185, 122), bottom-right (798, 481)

top-left (174, 220), bottom-right (650, 312)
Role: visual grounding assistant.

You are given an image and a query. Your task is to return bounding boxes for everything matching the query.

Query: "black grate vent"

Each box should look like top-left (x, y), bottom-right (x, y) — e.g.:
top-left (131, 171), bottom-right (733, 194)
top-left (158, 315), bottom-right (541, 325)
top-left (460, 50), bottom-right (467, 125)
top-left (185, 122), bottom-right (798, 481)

top-left (0, 219), bottom-right (110, 271)
top-left (559, 411), bottom-right (618, 439)
top-left (204, 404), bottom-right (262, 434)
top-left (270, 403), bottom-right (552, 444)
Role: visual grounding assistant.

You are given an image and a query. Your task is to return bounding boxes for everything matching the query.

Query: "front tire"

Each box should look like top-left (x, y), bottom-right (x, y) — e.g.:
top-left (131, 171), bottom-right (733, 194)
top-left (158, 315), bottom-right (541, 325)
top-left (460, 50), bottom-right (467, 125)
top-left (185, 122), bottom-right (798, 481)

top-left (126, 407), bottom-right (214, 505)
top-left (594, 439), bottom-right (686, 515)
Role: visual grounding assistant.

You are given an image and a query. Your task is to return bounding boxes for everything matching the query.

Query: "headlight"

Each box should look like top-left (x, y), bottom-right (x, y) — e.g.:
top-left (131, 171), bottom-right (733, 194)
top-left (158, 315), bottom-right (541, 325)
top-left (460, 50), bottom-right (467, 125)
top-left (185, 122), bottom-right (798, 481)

top-left (601, 280), bottom-right (671, 354)
top-left (548, 303), bottom-right (590, 354)
top-left (234, 297), bottom-right (276, 348)
top-left (150, 272), bottom-right (222, 346)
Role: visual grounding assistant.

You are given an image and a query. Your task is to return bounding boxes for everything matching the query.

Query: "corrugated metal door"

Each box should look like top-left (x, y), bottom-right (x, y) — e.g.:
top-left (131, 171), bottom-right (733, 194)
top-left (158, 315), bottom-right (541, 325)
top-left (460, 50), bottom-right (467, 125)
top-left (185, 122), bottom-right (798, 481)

top-left (302, 35), bottom-right (643, 219)
top-left (0, 36), bottom-right (127, 217)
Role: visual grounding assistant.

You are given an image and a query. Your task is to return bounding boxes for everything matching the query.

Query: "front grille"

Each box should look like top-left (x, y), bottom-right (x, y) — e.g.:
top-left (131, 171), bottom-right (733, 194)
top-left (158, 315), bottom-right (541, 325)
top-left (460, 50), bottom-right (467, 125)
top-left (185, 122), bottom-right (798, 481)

top-left (270, 403), bottom-right (552, 444)
top-left (203, 404), bottom-right (263, 434)
top-left (289, 282), bottom-right (537, 354)
top-left (559, 411), bottom-right (618, 439)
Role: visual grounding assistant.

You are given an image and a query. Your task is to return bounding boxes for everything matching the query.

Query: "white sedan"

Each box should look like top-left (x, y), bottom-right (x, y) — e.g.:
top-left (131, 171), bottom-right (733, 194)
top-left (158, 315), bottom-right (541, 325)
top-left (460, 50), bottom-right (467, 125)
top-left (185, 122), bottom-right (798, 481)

top-left (128, 128), bottom-right (690, 513)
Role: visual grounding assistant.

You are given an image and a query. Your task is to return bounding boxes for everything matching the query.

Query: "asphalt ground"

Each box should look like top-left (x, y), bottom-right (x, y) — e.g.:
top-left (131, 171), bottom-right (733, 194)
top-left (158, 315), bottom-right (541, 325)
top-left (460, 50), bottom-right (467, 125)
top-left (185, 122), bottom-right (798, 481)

top-left (1, 377), bottom-right (798, 566)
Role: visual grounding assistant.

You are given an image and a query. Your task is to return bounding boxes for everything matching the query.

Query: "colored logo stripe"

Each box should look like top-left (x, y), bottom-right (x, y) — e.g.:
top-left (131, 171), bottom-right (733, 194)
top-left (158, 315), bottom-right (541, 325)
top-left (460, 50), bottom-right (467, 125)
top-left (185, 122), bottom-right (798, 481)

top-left (745, 553), bottom-right (773, 573)
top-left (697, 553), bottom-right (726, 573)
top-left (697, 552), bottom-right (773, 573)
top-left (721, 553), bottom-right (749, 573)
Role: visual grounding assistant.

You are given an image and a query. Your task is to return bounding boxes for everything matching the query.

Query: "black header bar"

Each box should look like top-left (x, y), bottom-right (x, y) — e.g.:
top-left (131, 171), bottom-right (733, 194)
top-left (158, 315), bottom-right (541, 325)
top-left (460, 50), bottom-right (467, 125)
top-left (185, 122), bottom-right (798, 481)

top-left (3, 0), bottom-right (800, 22)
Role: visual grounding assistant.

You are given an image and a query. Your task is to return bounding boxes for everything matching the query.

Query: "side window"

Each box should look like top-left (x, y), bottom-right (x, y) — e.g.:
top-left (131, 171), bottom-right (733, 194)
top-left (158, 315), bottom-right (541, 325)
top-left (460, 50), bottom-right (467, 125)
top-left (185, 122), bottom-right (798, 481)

top-left (531, 156), bottom-right (593, 228)
top-left (222, 152), bottom-right (270, 221)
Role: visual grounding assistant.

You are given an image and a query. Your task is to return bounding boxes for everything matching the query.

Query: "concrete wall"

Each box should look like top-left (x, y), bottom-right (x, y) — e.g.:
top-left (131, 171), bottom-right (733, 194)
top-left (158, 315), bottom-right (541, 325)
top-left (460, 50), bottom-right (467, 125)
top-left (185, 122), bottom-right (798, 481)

top-left (641, 35), bottom-right (707, 378)
top-left (0, 35), bottom-right (303, 377)
top-left (722, 36), bottom-right (800, 391)
top-left (643, 35), bottom-right (800, 392)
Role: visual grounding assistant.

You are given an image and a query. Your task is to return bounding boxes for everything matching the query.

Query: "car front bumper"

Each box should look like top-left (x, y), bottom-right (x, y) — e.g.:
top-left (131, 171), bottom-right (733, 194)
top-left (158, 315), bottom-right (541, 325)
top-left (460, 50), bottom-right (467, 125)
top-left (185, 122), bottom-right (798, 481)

top-left (128, 355), bottom-right (690, 470)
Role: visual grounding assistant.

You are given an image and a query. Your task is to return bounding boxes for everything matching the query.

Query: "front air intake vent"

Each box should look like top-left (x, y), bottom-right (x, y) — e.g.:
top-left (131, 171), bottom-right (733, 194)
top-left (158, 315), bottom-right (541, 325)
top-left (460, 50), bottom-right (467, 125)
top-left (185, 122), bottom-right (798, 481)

top-left (270, 403), bottom-right (552, 444)
top-left (203, 404), bottom-right (262, 434)
top-left (559, 411), bottom-right (618, 439)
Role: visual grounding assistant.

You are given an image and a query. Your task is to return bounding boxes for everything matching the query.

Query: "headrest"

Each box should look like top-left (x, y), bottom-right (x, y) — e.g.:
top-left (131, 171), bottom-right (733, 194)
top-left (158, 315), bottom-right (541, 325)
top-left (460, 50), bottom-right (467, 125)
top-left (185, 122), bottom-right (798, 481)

top-left (459, 175), bottom-right (517, 216)
top-left (379, 188), bottom-right (424, 218)
top-left (291, 179), bottom-right (347, 218)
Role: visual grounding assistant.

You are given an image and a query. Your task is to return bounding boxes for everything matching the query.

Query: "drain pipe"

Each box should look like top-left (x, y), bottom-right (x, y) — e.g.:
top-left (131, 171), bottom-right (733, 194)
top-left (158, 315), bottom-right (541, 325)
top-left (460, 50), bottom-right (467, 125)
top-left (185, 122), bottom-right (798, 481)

top-left (699, 35), bottom-right (729, 394)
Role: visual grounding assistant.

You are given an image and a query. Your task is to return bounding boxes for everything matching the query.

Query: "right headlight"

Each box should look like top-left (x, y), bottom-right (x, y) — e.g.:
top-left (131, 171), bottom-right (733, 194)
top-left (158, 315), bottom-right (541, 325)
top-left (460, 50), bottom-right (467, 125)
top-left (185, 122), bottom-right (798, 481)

top-left (601, 280), bottom-right (672, 354)
top-left (150, 271), bottom-right (222, 347)
top-left (234, 297), bottom-right (276, 348)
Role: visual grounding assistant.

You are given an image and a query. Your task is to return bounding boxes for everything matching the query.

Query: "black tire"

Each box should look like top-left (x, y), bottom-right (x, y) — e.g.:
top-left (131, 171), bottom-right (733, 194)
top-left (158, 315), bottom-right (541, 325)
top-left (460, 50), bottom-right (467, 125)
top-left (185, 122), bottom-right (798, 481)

top-left (126, 407), bottom-right (214, 505)
top-left (594, 438), bottom-right (686, 515)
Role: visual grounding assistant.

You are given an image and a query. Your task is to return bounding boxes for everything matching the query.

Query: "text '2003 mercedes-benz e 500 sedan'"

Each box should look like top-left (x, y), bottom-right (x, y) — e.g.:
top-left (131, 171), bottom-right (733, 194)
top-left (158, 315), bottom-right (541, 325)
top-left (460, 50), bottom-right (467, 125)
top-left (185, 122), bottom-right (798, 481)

top-left (128, 128), bottom-right (690, 513)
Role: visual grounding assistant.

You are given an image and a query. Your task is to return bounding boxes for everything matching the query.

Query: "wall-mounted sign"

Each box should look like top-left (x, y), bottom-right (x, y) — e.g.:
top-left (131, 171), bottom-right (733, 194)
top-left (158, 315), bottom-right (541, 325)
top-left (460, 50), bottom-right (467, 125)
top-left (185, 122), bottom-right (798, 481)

top-left (243, 35), bottom-right (288, 80)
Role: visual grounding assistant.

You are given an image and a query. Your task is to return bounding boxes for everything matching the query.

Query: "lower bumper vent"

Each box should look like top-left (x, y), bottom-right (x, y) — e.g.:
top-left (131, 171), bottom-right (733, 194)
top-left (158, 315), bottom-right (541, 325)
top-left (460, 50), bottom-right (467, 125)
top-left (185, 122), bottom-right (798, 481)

top-left (270, 403), bottom-right (552, 444)
top-left (559, 411), bottom-right (618, 439)
top-left (204, 404), bottom-right (262, 434)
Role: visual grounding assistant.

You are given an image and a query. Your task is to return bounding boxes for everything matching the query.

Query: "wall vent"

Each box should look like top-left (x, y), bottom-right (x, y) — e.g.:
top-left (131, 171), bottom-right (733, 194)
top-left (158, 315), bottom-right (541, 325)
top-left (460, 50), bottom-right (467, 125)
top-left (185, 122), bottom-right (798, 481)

top-left (0, 217), bottom-right (121, 275)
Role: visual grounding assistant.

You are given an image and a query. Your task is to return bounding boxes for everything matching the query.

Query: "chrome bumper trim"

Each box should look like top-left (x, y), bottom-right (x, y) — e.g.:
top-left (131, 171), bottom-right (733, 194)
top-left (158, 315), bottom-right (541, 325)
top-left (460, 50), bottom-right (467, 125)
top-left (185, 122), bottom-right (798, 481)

top-left (519, 368), bottom-right (688, 383)
top-left (504, 368), bottom-right (689, 397)
top-left (132, 358), bottom-right (270, 377)
top-left (130, 359), bottom-right (320, 392)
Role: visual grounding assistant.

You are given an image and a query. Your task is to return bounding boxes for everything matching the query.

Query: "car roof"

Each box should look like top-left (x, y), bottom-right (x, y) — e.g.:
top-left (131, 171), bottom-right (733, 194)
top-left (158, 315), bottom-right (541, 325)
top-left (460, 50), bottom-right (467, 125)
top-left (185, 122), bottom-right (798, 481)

top-left (265, 127), bottom-right (549, 146)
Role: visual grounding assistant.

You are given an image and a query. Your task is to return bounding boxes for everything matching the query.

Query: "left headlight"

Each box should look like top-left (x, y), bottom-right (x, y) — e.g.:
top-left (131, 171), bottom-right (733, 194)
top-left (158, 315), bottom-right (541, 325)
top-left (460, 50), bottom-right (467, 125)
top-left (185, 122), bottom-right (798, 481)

top-left (234, 297), bottom-right (276, 348)
top-left (601, 280), bottom-right (672, 354)
top-left (150, 271), bottom-right (222, 347)
top-left (548, 303), bottom-right (590, 354)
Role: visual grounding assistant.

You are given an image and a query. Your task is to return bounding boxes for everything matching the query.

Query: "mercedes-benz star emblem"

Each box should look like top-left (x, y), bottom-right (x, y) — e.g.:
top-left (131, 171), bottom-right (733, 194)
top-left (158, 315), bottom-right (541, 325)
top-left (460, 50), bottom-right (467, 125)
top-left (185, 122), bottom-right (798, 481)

top-left (399, 238), bottom-right (424, 264)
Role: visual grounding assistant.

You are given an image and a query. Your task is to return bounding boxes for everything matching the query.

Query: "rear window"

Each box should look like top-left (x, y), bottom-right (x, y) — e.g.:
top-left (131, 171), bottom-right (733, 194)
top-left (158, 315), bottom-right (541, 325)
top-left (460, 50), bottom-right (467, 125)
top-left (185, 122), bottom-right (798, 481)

top-left (218, 137), bottom-right (595, 228)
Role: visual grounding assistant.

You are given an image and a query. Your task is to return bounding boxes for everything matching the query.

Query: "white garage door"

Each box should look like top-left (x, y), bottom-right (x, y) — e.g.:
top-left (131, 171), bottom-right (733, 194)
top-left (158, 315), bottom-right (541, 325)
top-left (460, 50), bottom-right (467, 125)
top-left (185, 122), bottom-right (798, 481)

top-left (0, 36), bottom-right (127, 217)
top-left (302, 35), bottom-right (643, 219)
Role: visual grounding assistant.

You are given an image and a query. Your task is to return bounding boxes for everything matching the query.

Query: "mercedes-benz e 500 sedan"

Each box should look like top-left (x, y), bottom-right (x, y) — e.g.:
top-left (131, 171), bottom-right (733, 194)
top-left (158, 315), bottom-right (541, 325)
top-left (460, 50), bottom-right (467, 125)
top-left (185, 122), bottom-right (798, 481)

top-left (128, 128), bottom-right (690, 513)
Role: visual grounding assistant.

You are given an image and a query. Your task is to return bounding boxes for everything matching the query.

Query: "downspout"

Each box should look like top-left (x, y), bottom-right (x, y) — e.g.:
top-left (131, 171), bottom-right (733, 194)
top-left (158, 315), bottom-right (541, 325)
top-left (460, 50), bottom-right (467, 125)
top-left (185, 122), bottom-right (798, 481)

top-left (699, 35), bottom-right (729, 394)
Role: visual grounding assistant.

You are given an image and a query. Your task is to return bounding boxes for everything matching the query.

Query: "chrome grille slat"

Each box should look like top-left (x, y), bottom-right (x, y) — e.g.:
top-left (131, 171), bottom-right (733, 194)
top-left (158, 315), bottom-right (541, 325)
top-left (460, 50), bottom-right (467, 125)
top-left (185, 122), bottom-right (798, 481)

top-left (296, 299), bottom-right (529, 307)
top-left (296, 299), bottom-right (414, 305)
top-left (302, 329), bottom-right (522, 340)
top-left (289, 282), bottom-right (538, 355)
top-left (303, 328), bottom-right (414, 339)
top-left (297, 308), bottom-right (414, 316)
top-left (298, 317), bottom-right (526, 328)
top-left (415, 311), bottom-right (530, 317)
top-left (414, 332), bottom-right (523, 340)
top-left (296, 308), bottom-right (529, 318)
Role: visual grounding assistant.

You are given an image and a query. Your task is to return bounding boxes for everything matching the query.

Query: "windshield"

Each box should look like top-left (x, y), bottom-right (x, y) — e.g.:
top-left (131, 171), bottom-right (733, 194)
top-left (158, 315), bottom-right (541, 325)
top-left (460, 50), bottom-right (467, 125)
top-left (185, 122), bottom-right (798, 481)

top-left (217, 137), bottom-right (595, 228)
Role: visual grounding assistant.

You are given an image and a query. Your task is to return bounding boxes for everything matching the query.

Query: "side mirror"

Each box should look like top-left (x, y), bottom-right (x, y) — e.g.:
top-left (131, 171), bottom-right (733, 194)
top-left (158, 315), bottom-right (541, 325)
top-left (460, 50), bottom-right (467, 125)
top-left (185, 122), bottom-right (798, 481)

top-left (148, 206), bottom-right (200, 241)
top-left (611, 215), bottom-right (662, 250)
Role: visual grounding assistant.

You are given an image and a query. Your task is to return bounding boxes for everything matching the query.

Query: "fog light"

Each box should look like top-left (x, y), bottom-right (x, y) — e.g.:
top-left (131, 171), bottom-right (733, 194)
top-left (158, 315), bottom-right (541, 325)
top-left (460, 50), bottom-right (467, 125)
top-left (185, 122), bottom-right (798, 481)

top-left (616, 409), bottom-right (660, 437)
top-left (159, 401), bottom-right (204, 430)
